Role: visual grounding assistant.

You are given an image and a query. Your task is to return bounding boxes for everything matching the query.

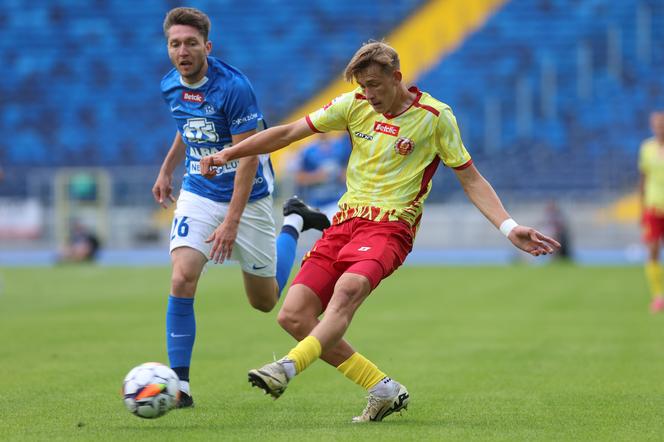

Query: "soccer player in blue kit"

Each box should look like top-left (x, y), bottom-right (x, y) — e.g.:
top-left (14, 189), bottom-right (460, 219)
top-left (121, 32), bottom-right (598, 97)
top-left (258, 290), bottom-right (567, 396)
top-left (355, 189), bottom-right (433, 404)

top-left (152, 7), bottom-right (329, 408)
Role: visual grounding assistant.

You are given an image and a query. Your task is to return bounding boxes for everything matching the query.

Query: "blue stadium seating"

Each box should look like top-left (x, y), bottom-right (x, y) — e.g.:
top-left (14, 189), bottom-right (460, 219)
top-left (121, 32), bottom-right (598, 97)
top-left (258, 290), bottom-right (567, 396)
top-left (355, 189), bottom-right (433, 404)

top-left (0, 0), bottom-right (425, 169)
top-left (419, 0), bottom-right (664, 199)
top-left (1, 0), bottom-right (662, 201)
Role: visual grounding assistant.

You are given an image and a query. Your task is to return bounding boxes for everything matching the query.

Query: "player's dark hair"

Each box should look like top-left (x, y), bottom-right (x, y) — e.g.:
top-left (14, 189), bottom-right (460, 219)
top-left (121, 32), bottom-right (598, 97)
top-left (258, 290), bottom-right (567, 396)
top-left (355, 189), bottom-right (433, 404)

top-left (163, 7), bottom-right (211, 41)
top-left (344, 40), bottom-right (400, 82)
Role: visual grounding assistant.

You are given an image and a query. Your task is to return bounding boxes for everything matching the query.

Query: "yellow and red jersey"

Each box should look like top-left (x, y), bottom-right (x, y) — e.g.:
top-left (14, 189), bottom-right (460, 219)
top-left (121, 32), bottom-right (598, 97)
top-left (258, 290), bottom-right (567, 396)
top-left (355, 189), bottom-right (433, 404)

top-left (306, 86), bottom-right (471, 234)
top-left (639, 137), bottom-right (664, 212)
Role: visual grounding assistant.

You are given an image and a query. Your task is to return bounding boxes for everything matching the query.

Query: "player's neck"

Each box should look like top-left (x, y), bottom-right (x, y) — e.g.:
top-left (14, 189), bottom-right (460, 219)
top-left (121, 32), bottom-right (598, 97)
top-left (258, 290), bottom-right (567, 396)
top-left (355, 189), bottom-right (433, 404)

top-left (386, 85), bottom-right (417, 116)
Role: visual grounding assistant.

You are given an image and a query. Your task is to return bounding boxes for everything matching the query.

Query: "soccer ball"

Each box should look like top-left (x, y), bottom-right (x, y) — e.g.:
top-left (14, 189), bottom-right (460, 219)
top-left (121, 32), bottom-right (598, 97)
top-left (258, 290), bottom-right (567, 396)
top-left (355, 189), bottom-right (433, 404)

top-left (122, 362), bottom-right (180, 419)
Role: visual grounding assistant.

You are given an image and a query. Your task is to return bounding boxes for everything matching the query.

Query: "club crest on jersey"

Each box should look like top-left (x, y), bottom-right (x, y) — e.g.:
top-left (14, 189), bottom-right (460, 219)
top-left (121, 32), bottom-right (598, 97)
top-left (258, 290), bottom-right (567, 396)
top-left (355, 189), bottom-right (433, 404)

top-left (182, 91), bottom-right (204, 103)
top-left (373, 121), bottom-right (400, 137)
top-left (394, 137), bottom-right (415, 155)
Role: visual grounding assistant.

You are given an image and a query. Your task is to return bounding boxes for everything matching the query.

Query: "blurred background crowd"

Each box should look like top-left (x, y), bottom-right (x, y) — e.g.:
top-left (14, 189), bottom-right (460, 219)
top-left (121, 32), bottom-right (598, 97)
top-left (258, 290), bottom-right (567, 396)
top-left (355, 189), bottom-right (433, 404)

top-left (1, 0), bottom-right (662, 265)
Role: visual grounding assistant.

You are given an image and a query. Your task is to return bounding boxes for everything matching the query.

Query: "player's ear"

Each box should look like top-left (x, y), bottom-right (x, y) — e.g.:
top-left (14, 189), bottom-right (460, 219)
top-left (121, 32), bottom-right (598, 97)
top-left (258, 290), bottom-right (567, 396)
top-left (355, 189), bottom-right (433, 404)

top-left (393, 70), bottom-right (402, 82)
top-left (205, 40), bottom-right (212, 54)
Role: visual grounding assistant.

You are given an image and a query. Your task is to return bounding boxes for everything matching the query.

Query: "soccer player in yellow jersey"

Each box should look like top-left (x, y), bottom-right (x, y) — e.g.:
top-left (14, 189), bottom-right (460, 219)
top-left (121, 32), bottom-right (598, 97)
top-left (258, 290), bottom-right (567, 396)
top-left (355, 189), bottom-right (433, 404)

top-left (639, 111), bottom-right (664, 312)
top-left (200, 41), bottom-right (560, 422)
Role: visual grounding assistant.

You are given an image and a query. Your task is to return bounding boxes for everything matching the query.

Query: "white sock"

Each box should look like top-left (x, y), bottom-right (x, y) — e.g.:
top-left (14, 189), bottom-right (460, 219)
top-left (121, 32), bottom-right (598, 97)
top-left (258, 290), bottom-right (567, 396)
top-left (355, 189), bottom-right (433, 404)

top-left (369, 377), bottom-right (398, 398)
top-left (279, 358), bottom-right (297, 380)
top-left (179, 380), bottom-right (191, 395)
top-left (283, 214), bottom-right (304, 233)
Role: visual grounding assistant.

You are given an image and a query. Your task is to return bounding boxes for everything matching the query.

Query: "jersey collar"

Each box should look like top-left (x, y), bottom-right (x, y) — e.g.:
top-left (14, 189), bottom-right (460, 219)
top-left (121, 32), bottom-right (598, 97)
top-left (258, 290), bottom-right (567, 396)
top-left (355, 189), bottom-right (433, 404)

top-left (382, 86), bottom-right (422, 120)
top-left (180, 76), bottom-right (209, 89)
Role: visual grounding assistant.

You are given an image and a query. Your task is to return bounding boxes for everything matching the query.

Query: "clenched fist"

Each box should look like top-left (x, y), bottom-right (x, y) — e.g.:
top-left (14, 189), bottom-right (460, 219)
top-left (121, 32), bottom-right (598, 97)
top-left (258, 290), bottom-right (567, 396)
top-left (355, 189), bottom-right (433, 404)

top-left (200, 151), bottom-right (231, 179)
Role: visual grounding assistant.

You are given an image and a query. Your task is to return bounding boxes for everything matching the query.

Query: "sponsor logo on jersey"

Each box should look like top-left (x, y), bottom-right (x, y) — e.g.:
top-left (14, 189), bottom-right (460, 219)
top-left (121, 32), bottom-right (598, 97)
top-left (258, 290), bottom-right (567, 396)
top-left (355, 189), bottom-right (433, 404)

top-left (182, 91), bottom-right (204, 103)
top-left (394, 137), bottom-right (415, 156)
top-left (373, 121), bottom-right (400, 137)
top-left (354, 131), bottom-right (373, 141)
top-left (183, 117), bottom-right (219, 143)
top-left (232, 112), bottom-right (259, 126)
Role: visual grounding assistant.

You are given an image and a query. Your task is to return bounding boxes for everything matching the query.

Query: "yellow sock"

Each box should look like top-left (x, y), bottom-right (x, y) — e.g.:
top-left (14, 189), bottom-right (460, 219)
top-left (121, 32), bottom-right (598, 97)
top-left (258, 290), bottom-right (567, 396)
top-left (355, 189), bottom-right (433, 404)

top-left (336, 352), bottom-right (387, 390)
top-left (645, 261), bottom-right (663, 299)
top-left (286, 336), bottom-right (322, 374)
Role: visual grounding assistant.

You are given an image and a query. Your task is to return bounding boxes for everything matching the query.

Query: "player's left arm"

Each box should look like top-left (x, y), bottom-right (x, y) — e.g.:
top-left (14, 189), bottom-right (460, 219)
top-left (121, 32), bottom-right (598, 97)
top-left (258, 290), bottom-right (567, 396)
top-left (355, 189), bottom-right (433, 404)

top-left (205, 130), bottom-right (259, 263)
top-left (201, 118), bottom-right (315, 177)
top-left (454, 164), bottom-right (560, 256)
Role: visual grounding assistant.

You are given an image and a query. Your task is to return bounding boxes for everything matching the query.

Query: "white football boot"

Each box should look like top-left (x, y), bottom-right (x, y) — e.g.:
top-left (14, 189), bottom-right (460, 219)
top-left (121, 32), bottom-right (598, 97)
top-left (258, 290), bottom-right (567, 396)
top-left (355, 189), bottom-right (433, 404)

top-left (248, 359), bottom-right (291, 399)
top-left (352, 381), bottom-right (410, 422)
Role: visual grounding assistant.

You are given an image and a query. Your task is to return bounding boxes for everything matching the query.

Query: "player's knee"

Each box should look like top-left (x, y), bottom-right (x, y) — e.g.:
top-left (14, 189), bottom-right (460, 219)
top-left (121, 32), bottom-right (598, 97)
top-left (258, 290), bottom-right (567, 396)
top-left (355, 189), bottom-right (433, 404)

top-left (171, 269), bottom-right (199, 294)
top-left (248, 295), bottom-right (276, 313)
top-left (277, 308), bottom-right (308, 339)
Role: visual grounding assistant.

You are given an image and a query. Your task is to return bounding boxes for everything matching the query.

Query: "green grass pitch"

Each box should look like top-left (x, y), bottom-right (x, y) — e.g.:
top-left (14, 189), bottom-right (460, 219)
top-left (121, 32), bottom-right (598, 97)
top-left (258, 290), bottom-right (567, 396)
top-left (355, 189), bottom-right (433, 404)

top-left (1, 264), bottom-right (663, 441)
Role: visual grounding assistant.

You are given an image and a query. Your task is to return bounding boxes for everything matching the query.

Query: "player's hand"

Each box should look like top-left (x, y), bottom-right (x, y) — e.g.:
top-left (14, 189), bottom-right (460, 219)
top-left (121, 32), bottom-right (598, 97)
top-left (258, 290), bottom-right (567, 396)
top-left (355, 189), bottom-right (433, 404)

top-left (152, 173), bottom-right (177, 209)
top-left (507, 225), bottom-right (561, 257)
top-left (200, 151), bottom-right (230, 179)
top-left (205, 219), bottom-right (239, 263)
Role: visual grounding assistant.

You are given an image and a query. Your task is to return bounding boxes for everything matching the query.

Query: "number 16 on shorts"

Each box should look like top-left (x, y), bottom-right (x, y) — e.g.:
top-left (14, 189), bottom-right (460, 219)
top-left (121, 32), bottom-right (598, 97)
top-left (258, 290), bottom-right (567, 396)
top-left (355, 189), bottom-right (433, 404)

top-left (171, 216), bottom-right (190, 240)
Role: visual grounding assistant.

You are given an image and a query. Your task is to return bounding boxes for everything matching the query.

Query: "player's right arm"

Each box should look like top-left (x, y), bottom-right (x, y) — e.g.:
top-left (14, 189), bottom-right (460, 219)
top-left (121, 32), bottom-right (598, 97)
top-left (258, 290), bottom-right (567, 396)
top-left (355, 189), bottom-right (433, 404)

top-left (152, 131), bottom-right (186, 208)
top-left (200, 118), bottom-right (314, 178)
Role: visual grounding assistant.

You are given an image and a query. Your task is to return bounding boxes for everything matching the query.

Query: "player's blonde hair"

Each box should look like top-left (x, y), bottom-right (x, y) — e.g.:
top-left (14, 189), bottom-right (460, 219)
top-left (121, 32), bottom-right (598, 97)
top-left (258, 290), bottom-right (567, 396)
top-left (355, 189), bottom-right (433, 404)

top-left (163, 7), bottom-right (211, 41)
top-left (344, 41), bottom-right (400, 82)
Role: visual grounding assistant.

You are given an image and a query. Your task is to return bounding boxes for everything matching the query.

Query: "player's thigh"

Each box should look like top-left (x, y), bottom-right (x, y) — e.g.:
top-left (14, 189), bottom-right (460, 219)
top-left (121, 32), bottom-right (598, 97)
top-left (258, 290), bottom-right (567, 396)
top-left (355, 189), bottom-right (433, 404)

top-left (291, 260), bottom-right (343, 313)
top-left (232, 196), bottom-right (277, 278)
top-left (326, 272), bottom-right (373, 317)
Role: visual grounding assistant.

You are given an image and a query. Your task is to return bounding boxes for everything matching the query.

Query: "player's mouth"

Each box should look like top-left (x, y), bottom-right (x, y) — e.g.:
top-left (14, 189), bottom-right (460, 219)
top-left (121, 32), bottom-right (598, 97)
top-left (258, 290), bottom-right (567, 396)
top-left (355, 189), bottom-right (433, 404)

top-left (179, 61), bottom-right (193, 68)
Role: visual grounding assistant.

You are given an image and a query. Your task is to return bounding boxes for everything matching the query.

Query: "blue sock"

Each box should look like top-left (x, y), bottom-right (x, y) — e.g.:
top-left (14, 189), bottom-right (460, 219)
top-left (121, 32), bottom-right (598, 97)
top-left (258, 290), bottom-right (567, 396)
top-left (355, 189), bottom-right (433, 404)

top-left (166, 295), bottom-right (195, 382)
top-left (276, 226), bottom-right (298, 296)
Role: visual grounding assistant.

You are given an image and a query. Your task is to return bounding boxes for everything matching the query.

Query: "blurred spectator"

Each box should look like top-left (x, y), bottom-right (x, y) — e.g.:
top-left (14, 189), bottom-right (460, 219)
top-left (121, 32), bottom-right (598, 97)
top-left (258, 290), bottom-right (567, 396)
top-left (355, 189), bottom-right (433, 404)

top-left (58, 221), bottom-right (100, 263)
top-left (541, 200), bottom-right (572, 261)
top-left (638, 111), bottom-right (664, 312)
top-left (292, 133), bottom-right (351, 220)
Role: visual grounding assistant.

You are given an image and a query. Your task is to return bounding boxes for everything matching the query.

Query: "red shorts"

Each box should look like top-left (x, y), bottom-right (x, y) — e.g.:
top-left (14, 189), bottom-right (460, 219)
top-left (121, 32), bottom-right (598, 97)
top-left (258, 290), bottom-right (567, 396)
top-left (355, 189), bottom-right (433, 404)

top-left (643, 209), bottom-right (664, 243)
top-left (292, 217), bottom-right (413, 311)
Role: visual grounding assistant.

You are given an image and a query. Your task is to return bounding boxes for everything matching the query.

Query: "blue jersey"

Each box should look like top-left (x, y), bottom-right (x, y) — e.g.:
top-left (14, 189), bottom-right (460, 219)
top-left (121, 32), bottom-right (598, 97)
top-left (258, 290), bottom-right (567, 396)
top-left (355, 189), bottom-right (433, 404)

top-left (161, 56), bottom-right (274, 202)
top-left (296, 138), bottom-right (350, 208)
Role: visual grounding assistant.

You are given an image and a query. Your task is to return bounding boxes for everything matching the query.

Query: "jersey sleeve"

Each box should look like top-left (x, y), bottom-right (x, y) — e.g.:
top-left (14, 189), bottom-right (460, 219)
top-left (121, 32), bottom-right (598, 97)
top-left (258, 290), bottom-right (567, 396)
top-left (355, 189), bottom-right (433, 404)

top-left (306, 92), bottom-right (355, 133)
top-left (224, 75), bottom-right (263, 135)
top-left (435, 107), bottom-right (472, 169)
